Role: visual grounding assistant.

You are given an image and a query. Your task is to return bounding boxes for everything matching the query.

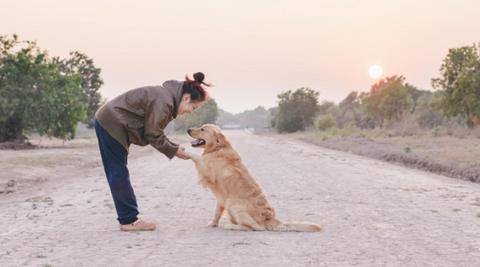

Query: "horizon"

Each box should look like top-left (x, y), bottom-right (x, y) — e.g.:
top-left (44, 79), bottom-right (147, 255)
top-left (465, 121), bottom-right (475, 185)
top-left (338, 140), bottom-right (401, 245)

top-left (2, 0), bottom-right (480, 114)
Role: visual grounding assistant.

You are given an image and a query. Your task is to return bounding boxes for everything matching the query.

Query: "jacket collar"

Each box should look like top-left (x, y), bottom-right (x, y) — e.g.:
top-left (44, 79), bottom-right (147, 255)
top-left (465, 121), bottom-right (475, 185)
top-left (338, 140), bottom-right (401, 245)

top-left (162, 80), bottom-right (184, 119)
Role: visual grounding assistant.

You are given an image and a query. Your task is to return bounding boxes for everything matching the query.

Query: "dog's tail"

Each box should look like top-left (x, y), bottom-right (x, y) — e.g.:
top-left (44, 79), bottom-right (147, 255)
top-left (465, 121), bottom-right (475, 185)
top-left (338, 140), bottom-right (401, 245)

top-left (267, 218), bottom-right (322, 232)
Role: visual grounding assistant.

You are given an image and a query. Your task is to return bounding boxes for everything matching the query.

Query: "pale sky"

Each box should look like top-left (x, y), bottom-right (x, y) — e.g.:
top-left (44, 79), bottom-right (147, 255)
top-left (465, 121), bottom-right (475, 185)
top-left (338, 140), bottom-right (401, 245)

top-left (2, 0), bottom-right (479, 114)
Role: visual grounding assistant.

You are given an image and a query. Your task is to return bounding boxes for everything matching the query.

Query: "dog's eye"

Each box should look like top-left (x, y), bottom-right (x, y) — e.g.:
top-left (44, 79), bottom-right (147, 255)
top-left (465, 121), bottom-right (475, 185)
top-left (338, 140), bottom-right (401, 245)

top-left (201, 128), bottom-right (204, 131)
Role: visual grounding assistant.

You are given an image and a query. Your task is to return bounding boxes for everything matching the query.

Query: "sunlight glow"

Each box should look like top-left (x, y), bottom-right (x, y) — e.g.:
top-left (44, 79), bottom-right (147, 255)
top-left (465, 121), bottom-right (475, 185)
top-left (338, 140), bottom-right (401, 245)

top-left (369, 65), bottom-right (382, 79)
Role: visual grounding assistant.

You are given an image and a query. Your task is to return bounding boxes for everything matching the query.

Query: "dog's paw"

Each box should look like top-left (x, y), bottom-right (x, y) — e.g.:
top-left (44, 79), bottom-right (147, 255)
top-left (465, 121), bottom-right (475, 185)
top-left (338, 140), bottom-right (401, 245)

top-left (207, 220), bottom-right (218, 227)
top-left (186, 152), bottom-right (201, 161)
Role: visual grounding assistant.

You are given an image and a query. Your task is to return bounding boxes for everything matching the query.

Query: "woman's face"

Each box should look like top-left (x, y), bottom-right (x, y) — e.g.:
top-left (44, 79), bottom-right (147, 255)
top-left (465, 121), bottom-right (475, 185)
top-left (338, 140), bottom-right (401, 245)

top-left (177, 94), bottom-right (207, 115)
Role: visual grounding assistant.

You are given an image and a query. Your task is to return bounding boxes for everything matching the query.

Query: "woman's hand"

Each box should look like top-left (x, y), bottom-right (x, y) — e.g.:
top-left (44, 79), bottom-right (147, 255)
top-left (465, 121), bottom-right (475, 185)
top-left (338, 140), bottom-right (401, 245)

top-left (175, 146), bottom-right (191, 160)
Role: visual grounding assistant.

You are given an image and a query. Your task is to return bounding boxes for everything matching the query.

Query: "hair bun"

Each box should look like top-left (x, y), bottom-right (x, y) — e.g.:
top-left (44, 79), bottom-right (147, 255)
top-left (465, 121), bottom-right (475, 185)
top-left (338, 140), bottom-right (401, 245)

top-left (193, 72), bottom-right (205, 84)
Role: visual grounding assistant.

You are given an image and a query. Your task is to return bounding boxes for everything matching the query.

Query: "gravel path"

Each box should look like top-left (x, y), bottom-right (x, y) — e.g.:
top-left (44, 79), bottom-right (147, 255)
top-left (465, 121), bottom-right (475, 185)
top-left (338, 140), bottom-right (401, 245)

top-left (1, 130), bottom-right (480, 267)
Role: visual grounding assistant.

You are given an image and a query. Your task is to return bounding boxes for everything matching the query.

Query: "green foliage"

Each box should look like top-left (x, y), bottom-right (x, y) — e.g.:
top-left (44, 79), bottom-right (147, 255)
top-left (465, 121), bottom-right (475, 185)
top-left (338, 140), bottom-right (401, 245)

top-left (431, 125), bottom-right (447, 137)
top-left (268, 107), bottom-right (278, 128)
top-left (275, 87), bottom-right (319, 133)
top-left (413, 93), bottom-right (444, 128)
top-left (0, 34), bottom-right (87, 142)
top-left (319, 100), bottom-right (354, 128)
top-left (318, 100), bottom-right (335, 116)
top-left (315, 114), bottom-right (337, 131)
top-left (361, 75), bottom-right (414, 128)
top-left (54, 51), bottom-right (105, 129)
top-left (340, 91), bottom-right (377, 129)
top-left (431, 43), bottom-right (480, 128)
top-left (339, 91), bottom-right (361, 111)
top-left (235, 106), bottom-right (272, 129)
top-left (215, 106), bottom-right (275, 130)
top-left (405, 84), bottom-right (425, 113)
top-left (174, 98), bottom-right (219, 131)
top-left (404, 146), bottom-right (411, 153)
top-left (215, 109), bottom-right (237, 127)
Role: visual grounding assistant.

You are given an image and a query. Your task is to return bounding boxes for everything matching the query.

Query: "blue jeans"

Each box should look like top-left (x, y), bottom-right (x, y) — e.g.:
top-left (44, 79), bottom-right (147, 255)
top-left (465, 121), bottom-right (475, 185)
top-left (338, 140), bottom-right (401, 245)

top-left (95, 119), bottom-right (139, 225)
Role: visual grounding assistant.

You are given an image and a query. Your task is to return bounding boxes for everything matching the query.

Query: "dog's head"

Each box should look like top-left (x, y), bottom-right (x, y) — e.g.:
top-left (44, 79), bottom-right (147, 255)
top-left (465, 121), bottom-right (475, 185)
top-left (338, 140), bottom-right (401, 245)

top-left (187, 124), bottom-right (229, 152)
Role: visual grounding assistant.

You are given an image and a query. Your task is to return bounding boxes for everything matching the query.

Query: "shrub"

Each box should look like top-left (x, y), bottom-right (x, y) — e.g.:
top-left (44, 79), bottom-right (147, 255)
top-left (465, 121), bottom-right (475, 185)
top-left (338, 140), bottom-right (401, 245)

top-left (431, 126), bottom-right (447, 137)
top-left (315, 114), bottom-right (337, 131)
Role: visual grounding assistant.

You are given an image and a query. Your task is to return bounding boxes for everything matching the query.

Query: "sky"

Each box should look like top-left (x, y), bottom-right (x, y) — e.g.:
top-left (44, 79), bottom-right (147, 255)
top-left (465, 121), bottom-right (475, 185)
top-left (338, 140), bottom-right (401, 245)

top-left (1, 0), bottom-right (480, 114)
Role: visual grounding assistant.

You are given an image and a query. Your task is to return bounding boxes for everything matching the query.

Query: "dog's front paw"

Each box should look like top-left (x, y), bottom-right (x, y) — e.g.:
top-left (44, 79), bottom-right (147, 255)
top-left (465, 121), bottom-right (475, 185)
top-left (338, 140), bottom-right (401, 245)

top-left (207, 220), bottom-right (218, 227)
top-left (185, 151), bottom-right (201, 161)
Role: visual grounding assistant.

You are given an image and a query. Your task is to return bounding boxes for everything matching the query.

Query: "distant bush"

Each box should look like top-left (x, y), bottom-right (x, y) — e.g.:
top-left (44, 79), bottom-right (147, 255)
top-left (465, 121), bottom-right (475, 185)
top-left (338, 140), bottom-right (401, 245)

top-left (401, 122), bottom-right (421, 137)
top-left (431, 126), bottom-right (447, 137)
top-left (315, 114), bottom-right (337, 131)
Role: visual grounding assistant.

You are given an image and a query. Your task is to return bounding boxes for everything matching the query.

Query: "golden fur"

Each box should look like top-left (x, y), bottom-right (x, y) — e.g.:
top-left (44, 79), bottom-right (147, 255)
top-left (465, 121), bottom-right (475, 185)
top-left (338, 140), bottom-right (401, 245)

top-left (185, 124), bottom-right (322, 232)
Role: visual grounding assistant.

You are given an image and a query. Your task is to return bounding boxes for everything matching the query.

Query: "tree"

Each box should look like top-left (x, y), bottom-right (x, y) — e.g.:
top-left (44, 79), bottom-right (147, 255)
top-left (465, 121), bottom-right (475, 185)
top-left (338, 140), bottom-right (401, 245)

top-left (338, 91), bottom-right (365, 128)
top-left (268, 107), bottom-right (278, 128)
top-left (0, 34), bottom-right (87, 142)
top-left (414, 93), bottom-right (443, 128)
top-left (405, 84), bottom-right (424, 113)
top-left (174, 98), bottom-right (219, 131)
top-left (361, 75), bottom-right (414, 128)
top-left (431, 43), bottom-right (480, 128)
top-left (216, 109), bottom-right (237, 127)
top-left (275, 87), bottom-right (319, 133)
top-left (253, 106), bottom-right (268, 116)
top-left (318, 100), bottom-right (335, 116)
top-left (339, 91), bottom-right (361, 111)
top-left (235, 106), bottom-right (271, 129)
top-left (54, 52), bottom-right (105, 129)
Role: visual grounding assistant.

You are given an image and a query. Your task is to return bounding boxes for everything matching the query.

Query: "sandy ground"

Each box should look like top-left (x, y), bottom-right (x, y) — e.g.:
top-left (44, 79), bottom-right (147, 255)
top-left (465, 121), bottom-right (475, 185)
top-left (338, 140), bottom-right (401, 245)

top-left (1, 130), bottom-right (480, 266)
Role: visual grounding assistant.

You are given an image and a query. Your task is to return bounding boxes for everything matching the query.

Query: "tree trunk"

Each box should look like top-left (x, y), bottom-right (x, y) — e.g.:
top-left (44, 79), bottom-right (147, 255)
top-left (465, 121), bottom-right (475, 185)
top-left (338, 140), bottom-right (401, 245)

top-left (0, 116), bottom-right (25, 143)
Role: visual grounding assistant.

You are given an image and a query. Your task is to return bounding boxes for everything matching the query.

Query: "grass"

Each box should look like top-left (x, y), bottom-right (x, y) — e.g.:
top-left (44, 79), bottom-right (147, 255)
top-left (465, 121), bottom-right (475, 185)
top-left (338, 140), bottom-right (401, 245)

top-left (278, 126), bottom-right (480, 173)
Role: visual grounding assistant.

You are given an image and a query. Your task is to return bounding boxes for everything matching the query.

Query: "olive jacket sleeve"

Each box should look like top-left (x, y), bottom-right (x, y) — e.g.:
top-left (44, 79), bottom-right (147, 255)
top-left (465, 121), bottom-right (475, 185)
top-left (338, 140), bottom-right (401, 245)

top-left (143, 97), bottom-right (179, 159)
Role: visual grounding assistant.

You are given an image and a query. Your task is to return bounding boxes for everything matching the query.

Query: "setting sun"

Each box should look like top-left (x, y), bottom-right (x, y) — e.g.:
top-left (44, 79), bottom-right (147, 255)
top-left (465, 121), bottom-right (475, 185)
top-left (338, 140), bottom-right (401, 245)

top-left (369, 65), bottom-right (382, 79)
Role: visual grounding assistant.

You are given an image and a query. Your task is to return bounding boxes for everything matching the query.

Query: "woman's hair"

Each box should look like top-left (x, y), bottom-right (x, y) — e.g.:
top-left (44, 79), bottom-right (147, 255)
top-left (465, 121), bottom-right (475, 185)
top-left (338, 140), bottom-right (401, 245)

top-left (183, 72), bottom-right (211, 103)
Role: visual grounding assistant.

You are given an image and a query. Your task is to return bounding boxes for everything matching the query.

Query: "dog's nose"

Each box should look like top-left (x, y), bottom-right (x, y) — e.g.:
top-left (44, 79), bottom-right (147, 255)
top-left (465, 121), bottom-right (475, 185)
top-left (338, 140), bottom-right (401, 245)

top-left (187, 129), bottom-right (191, 134)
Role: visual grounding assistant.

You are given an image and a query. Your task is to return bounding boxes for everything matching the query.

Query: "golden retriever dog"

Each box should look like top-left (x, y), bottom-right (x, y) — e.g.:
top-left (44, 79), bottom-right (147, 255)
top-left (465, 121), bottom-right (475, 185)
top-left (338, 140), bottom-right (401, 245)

top-left (185, 124), bottom-right (322, 232)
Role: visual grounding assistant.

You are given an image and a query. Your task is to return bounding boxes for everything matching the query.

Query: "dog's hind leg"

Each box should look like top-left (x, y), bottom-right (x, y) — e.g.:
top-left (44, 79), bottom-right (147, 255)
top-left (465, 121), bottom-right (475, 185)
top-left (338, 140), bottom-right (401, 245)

top-left (224, 223), bottom-right (252, 231)
top-left (229, 205), bottom-right (266, 231)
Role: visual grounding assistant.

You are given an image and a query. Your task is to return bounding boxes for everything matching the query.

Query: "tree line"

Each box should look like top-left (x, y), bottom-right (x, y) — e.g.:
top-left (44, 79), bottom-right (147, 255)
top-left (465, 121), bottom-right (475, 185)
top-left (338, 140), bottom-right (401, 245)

top-left (273, 43), bottom-right (480, 133)
top-left (1, 34), bottom-right (478, 142)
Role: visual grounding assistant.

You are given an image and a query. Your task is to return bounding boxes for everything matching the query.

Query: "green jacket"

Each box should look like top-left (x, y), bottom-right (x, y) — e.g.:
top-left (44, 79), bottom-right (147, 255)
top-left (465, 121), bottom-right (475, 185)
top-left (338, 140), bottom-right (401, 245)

top-left (95, 80), bottom-right (184, 159)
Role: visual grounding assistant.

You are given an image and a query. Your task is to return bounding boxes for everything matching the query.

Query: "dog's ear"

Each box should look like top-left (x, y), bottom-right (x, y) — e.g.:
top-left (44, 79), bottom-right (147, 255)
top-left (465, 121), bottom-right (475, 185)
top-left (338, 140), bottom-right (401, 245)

top-left (216, 131), bottom-right (228, 147)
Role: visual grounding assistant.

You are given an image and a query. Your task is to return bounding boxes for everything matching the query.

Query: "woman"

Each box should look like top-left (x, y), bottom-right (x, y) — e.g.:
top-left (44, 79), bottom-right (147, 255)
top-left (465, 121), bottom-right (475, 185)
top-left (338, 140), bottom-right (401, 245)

top-left (94, 72), bottom-right (210, 231)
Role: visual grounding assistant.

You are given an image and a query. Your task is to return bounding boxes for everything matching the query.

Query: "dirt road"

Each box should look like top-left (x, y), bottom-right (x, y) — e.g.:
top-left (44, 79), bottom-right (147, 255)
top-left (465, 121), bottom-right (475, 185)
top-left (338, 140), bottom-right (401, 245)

top-left (1, 131), bottom-right (480, 267)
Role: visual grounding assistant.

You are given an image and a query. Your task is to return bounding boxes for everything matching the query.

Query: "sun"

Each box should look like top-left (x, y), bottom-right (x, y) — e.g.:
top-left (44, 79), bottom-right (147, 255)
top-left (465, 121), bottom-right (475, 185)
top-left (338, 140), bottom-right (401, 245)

top-left (369, 65), bottom-right (382, 79)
